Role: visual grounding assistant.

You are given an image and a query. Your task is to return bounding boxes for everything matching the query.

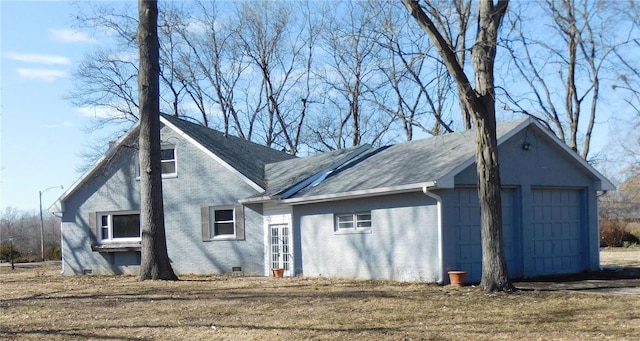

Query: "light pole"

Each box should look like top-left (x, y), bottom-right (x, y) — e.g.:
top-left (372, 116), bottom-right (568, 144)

top-left (39, 185), bottom-right (63, 262)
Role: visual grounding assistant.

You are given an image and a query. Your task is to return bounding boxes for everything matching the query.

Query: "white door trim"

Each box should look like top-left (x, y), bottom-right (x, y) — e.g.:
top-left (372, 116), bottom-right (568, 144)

top-left (263, 202), bottom-right (293, 277)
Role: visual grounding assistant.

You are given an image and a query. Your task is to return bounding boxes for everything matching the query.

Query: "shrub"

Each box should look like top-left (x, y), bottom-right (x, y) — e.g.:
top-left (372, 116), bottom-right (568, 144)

top-left (0, 242), bottom-right (21, 262)
top-left (48, 245), bottom-right (62, 260)
top-left (622, 231), bottom-right (640, 247)
top-left (600, 220), bottom-right (627, 247)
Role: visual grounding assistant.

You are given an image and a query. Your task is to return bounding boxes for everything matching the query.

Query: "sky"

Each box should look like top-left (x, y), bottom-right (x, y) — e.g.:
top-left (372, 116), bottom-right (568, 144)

top-left (0, 0), bottom-right (624, 214)
top-left (0, 0), bottom-right (106, 212)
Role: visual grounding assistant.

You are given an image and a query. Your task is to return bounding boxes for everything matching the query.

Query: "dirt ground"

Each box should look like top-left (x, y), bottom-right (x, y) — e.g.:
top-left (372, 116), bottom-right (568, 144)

top-left (600, 247), bottom-right (640, 267)
top-left (515, 247), bottom-right (640, 295)
top-left (0, 248), bottom-right (638, 340)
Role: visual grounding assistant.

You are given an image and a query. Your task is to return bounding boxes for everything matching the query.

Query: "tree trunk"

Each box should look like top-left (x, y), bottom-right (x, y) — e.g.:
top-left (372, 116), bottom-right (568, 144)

top-left (402, 0), bottom-right (513, 292)
top-left (473, 108), bottom-right (512, 291)
top-left (137, 0), bottom-right (177, 281)
top-left (471, 0), bottom-right (513, 292)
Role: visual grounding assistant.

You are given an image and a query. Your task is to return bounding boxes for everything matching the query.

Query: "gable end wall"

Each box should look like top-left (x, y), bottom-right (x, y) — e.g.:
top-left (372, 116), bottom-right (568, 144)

top-left (443, 128), bottom-right (601, 279)
top-left (61, 124), bottom-right (264, 275)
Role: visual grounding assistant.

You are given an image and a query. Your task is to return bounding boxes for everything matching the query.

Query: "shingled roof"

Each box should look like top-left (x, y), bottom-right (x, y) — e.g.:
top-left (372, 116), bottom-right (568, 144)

top-left (161, 114), bottom-right (296, 189)
top-left (263, 145), bottom-right (369, 197)
top-left (262, 117), bottom-right (615, 203)
top-left (278, 118), bottom-right (527, 199)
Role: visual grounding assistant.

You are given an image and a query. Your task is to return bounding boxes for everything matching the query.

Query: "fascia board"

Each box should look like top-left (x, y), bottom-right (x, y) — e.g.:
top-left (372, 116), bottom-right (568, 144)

top-left (436, 117), bottom-right (615, 191)
top-left (279, 181), bottom-right (437, 205)
top-left (239, 195), bottom-right (278, 204)
top-left (49, 122), bottom-right (141, 214)
top-left (160, 116), bottom-right (264, 193)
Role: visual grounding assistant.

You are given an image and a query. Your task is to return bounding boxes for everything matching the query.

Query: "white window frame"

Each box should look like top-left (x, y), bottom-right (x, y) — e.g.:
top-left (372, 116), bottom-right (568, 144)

top-left (160, 145), bottom-right (177, 177)
top-left (334, 211), bottom-right (372, 234)
top-left (136, 145), bottom-right (177, 179)
top-left (98, 210), bottom-right (141, 243)
top-left (210, 206), bottom-right (236, 240)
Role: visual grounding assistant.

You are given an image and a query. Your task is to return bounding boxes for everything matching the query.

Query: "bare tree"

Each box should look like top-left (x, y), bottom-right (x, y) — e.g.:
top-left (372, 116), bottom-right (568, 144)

top-left (403, 0), bottom-right (514, 292)
top-left (310, 1), bottom-right (394, 151)
top-left (137, 0), bottom-right (177, 281)
top-left (370, 0), bottom-right (456, 140)
top-left (423, 0), bottom-right (474, 130)
top-left (501, 0), bottom-right (638, 160)
top-left (68, 2), bottom-right (140, 124)
top-left (0, 207), bottom-right (61, 262)
top-left (234, 1), bottom-right (309, 153)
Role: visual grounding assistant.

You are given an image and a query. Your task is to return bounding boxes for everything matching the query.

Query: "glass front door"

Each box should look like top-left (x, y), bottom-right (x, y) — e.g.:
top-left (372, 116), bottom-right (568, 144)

top-left (270, 224), bottom-right (290, 276)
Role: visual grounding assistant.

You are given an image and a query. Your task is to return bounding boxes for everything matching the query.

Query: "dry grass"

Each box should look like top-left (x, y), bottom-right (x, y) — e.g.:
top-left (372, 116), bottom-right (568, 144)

top-left (1, 259), bottom-right (639, 340)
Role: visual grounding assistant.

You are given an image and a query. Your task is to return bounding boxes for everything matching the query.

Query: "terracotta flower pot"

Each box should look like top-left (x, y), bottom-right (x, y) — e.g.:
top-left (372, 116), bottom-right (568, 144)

top-left (448, 271), bottom-right (467, 286)
top-left (272, 268), bottom-right (285, 278)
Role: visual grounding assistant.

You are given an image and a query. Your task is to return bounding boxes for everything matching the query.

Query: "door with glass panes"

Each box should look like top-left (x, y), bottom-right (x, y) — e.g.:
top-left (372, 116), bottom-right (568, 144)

top-left (270, 224), bottom-right (290, 276)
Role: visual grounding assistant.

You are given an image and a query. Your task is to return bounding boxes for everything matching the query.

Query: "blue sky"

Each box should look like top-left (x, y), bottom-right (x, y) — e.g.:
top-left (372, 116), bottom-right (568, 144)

top-left (0, 0), bottom-right (622, 213)
top-left (1, 0), bottom-right (103, 212)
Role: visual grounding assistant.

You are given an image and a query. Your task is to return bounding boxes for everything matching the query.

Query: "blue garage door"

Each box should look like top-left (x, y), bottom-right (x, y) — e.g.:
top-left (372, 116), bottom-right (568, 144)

top-left (528, 189), bottom-right (583, 277)
top-left (454, 189), bottom-right (520, 282)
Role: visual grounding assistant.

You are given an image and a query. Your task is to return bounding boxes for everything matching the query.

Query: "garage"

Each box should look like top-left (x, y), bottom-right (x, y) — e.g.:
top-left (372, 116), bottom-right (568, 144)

top-left (453, 187), bottom-right (587, 282)
top-left (527, 188), bottom-right (584, 277)
top-left (454, 188), bottom-right (520, 282)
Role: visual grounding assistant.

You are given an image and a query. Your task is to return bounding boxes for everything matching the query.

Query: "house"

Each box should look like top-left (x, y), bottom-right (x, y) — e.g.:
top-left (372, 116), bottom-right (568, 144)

top-left (50, 114), bottom-right (614, 283)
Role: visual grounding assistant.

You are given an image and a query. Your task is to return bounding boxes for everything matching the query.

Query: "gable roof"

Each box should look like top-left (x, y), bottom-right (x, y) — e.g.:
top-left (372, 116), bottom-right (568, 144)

top-left (50, 114), bottom-right (294, 213)
top-left (267, 117), bottom-right (614, 204)
top-left (160, 114), bottom-right (295, 190)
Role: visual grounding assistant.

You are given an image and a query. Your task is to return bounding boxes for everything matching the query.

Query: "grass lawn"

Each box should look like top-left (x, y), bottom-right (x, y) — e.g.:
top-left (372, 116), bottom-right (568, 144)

top-left (1, 264), bottom-right (639, 340)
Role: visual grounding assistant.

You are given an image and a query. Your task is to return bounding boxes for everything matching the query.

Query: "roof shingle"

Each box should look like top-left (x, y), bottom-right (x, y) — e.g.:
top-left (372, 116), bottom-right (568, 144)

top-left (161, 114), bottom-right (296, 189)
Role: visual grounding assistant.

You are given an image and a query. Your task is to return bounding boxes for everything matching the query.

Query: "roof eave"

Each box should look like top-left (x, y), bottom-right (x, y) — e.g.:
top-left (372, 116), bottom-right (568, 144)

top-left (49, 122), bottom-right (141, 214)
top-left (526, 119), bottom-right (616, 191)
top-left (160, 116), bottom-right (265, 192)
top-left (239, 195), bottom-right (279, 204)
top-left (279, 181), bottom-right (437, 205)
top-left (432, 117), bottom-right (615, 191)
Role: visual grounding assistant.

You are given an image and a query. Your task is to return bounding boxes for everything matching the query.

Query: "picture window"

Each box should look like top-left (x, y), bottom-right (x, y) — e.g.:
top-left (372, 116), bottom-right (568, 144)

top-left (98, 211), bottom-right (141, 243)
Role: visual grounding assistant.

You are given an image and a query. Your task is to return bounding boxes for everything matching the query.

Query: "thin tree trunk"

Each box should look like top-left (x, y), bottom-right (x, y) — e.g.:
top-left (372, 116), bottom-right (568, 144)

top-left (137, 0), bottom-right (177, 281)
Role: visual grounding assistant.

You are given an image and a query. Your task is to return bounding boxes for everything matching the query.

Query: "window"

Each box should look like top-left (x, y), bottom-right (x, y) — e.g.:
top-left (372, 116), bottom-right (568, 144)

top-left (335, 212), bottom-right (372, 233)
top-left (160, 147), bottom-right (176, 175)
top-left (201, 205), bottom-right (245, 241)
top-left (213, 208), bottom-right (235, 237)
top-left (135, 146), bottom-right (177, 178)
top-left (98, 212), bottom-right (141, 243)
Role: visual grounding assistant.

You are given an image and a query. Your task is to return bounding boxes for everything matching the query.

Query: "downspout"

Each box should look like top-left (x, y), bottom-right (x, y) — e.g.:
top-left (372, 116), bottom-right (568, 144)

top-left (596, 190), bottom-right (607, 271)
top-left (422, 185), bottom-right (444, 284)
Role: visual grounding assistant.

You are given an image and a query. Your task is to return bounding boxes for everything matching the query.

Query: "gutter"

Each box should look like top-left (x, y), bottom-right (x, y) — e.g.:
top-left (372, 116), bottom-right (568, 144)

top-left (280, 182), bottom-right (436, 205)
top-left (422, 185), bottom-right (444, 285)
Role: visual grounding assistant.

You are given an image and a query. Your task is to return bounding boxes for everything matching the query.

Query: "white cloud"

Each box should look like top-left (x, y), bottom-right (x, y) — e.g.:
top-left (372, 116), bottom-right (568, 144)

top-left (77, 106), bottom-right (126, 120)
top-left (49, 28), bottom-right (98, 44)
top-left (46, 121), bottom-right (73, 128)
top-left (16, 68), bottom-right (67, 82)
top-left (5, 52), bottom-right (70, 65)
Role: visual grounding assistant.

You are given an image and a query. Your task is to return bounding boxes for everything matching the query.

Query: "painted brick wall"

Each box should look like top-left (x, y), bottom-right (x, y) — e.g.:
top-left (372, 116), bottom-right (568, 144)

top-left (61, 124), bottom-right (265, 275)
top-left (292, 192), bottom-right (440, 282)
